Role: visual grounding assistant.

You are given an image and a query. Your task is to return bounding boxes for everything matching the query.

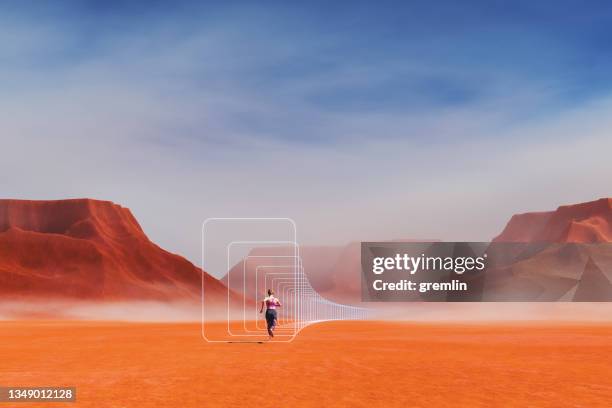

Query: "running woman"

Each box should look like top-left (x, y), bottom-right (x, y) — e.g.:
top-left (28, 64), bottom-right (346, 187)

top-left (260, 289), bottom-right (281, 338)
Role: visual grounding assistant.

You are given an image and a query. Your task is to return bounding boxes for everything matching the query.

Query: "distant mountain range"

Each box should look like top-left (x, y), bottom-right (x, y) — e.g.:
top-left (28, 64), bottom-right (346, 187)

top-left (1, 197), bottom-right (611, 304)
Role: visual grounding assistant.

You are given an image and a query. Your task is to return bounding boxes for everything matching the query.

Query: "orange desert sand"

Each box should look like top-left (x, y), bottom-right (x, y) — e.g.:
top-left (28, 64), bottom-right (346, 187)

top-left (1, 320), bottom-right (611, 407)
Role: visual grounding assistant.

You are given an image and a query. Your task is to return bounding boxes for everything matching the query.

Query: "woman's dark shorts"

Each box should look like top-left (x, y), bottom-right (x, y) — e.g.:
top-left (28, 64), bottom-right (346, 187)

top-left (265, 309), bottom-right (277, 329)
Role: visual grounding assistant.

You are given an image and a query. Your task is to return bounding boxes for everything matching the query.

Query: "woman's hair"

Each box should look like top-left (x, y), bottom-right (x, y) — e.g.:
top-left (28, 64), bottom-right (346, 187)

top-left (267, 289), bottom-right (274, 296)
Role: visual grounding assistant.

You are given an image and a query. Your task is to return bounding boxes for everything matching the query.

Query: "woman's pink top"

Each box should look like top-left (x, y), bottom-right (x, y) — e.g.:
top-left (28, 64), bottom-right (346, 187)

top-left (265, 296), bottom-right (280, 310)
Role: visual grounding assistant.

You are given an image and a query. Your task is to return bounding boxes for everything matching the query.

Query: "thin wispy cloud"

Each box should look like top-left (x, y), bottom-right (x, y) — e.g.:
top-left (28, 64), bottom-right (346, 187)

top-left (1, 1), bottom-right (612, 269)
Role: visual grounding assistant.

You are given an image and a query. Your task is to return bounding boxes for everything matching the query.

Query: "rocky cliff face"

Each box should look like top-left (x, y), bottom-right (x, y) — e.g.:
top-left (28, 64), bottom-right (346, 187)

top-left (0, 199), bottom-right (226, 301)
top-left (494, 198), bottom-right (612, 243)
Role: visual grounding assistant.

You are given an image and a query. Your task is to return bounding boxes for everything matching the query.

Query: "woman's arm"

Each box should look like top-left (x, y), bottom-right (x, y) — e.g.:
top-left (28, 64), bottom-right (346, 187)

top-left (259, 300), bottom-right (265, 313)
top-left (276, 299), bottom-right (282, 307)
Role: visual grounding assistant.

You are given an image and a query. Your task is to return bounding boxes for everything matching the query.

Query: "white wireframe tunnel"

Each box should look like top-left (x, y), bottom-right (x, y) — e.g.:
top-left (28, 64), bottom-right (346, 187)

top-left (201, 218), bottom-right (370, 343)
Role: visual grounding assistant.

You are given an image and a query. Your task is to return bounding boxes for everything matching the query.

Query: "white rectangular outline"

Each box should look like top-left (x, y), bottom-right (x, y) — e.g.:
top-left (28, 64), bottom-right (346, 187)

top-left (243, 262), bottom-right (312, 333)
top-left (254, 260), bottom-right (305, 330)
top-left (267, 273), bottom-right (312, 326)
top-left (256, 268), bottom-right (301, 331)
top-left (259, 273), bottom-right (306, 332)
top-left (250, 256), bottom-right (304, 332)
top-left (224, 249), bottom-right (325, 337)
top-left (279, 284), bottom-right (317, 327)
top-left (227, 243), bottom-right (299, 337)
top-left (202, 218), bottom-right (300, 343)
top-left (231, 263), bottom-right (304, 333)
top-left (264, 273), bottom-right (314, 331)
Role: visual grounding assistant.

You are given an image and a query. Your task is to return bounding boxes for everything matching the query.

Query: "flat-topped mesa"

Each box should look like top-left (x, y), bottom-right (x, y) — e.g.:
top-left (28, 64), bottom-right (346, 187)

top-left (0, 198), bottom-right (234, 302)
top-left (494, 198), bottom-right (612, 243)
top-left (0, 199), bottom-right (146, 241)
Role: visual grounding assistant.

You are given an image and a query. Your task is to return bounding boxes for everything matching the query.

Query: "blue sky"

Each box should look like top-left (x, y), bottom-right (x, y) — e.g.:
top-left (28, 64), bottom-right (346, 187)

top-left (2, 1), bottom-right (612, 269)
top-left (5, 0), bottom-right (612, 137)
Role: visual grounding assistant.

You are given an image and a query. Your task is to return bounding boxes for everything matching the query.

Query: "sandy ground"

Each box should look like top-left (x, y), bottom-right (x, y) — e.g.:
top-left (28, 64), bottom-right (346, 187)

top-left (1, 321), bottom-right (611, 407)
